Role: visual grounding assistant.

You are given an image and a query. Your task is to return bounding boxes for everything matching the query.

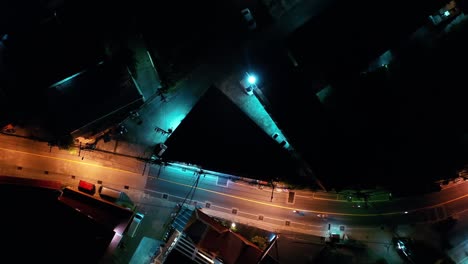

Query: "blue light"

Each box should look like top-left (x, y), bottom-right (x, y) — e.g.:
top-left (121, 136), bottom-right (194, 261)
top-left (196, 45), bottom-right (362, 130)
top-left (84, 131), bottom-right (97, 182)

top-left (269, 234), bottom-right (277, 242)
top-left (444, 10), bottom-right (450, 17)
top-left (247, 75), bottom-right (257, 85)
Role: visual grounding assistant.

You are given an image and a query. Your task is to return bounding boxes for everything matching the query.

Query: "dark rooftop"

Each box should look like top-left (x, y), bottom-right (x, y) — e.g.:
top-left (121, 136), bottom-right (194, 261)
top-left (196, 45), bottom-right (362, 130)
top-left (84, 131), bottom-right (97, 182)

top-left (163, 86), bottom-right (298, 181)
top-left (0, 177), bottom-right (131, 263)
top-left (46, 63), bottom-right (143, 136)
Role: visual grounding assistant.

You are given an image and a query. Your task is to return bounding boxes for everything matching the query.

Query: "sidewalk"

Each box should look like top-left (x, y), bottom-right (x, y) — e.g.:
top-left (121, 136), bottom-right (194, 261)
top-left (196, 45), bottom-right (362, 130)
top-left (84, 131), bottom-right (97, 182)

top-left (341, 227), bottom-right (404, 264)
top-left (216, 71), bottom-right (289, 151)
top-left (127, 33), bottom-right (162, 102)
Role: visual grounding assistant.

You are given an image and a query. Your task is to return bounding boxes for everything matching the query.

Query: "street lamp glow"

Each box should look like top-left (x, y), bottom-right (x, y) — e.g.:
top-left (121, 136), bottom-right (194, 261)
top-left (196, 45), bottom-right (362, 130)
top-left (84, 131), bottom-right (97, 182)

top-left (231, 223), bottom-right (236, 228)
top-left (247, 75), bottom-right (257, 85)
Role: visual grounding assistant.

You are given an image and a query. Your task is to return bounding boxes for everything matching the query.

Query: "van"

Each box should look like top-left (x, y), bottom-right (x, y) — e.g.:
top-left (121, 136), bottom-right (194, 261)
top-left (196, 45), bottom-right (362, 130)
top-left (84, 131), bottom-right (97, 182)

top-left (99, 186), bottom-right (122, 201)
top-left (78, 180), bottom-right (96, 194)
top-left (127, 212), bottom-right (144, 238)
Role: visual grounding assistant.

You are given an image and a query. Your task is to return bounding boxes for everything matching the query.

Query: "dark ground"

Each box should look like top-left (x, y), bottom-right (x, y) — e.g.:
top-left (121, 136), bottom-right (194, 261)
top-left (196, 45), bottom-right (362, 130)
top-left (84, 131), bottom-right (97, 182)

top-left (164, 86), bottom-right (297, 182)
top-left (0, 184), bottom-right (113, 263)
top-left (0, 0), bottom-right (136, 137)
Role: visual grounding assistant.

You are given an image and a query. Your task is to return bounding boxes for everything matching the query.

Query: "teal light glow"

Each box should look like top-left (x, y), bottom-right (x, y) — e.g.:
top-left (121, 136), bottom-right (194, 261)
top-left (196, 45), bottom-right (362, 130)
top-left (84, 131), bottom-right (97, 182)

top-left (247, 75), bottom-right (257, 85)
top-left (168, 114), bottom-right (186, 131)
top-left (48, 61), bottom-right (104, 89)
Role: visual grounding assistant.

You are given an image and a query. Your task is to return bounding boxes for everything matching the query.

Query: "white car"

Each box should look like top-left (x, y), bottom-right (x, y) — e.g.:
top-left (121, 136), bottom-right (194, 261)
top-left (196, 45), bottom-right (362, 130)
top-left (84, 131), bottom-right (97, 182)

top-left (241, 8), bottom-right (256, 30)
top-left (127, 212), bottom-right (144, 238)
top-left (239, 78), bottom-right (254, 95)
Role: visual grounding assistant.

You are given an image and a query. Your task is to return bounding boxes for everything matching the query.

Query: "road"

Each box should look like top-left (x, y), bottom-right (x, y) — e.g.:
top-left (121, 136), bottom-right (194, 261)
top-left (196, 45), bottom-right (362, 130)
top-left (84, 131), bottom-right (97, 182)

top-left (145, 161), bottom-right (468, 230)
top-left (2, 133), bottom-right (467, 234)
top-left (2, 132), bottom-right (467, 263)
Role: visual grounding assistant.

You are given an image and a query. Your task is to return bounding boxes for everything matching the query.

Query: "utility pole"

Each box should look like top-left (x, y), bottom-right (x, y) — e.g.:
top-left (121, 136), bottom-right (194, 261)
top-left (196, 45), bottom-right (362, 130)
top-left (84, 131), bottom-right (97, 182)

top-left (258, 234), bottom-right (280, 264)
top-left (176, 169), bottom-right (202, 216)
top-left (270, 180), bottom-right (275, 202)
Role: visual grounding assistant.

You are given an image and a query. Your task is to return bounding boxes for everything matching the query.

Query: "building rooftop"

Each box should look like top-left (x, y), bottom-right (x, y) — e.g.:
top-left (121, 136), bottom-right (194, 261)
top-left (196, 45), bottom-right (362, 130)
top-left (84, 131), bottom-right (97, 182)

top-left (163, 86), bottom-right (298, 181)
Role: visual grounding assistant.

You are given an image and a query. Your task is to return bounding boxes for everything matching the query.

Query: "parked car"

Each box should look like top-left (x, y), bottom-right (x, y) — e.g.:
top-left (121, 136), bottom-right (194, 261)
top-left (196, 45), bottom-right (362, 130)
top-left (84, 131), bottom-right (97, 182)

top-left (99, 185), bottom-right (123, 201)
top-left (239, 72), bottom-right (258, 96)
top-left (78, 180), bottom-right (96, 195)
top-left (272, 132), bottom-right (289, 149)
top-left (239, 77), bottom-right (254, 95)
top-left (241, 8), bottom-right (256, 30)
top-left (127, 212), bottom-right (144, 238)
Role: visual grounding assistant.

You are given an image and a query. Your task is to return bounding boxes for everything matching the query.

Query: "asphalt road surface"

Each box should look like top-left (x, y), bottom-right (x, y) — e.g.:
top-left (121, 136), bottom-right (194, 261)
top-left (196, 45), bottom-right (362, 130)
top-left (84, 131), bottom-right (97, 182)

top-left (1, 133), bottom-right (467, 237)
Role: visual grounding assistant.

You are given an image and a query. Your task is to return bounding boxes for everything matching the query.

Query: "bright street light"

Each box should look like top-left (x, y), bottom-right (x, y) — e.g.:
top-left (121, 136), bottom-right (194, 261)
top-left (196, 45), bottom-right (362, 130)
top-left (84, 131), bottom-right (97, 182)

top-left (240, 72), bottom-right (258, 96)
top-left (247, 75), bottom-right (257, 85)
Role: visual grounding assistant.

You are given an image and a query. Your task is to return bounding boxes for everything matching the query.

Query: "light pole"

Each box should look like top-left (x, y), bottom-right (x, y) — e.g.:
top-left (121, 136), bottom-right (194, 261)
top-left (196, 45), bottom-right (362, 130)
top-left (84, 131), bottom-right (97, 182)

top-left (247, 74), bottom-right (257, 85)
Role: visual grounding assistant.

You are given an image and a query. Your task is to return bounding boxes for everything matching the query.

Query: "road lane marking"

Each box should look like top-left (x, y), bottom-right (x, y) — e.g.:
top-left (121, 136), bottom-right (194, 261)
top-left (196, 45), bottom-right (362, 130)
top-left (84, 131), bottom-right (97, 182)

top-left (155, 177), bottom-right (468, 217)
top-left (0, 147), bottom-right (135, 174)
top-left (211, 203), bottom-right (324, 227)
top-left (154, 178), bottom-right (377, 216)
top-left (2, 146), bottom-right (467, 217)
top-left (144, 188), bottom-right (324, 227)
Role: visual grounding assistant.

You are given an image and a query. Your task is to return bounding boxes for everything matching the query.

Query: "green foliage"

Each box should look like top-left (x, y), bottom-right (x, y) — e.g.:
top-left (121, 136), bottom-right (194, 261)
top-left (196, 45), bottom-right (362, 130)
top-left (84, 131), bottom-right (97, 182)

top-left (251, 235), bottom-right (268, 251)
